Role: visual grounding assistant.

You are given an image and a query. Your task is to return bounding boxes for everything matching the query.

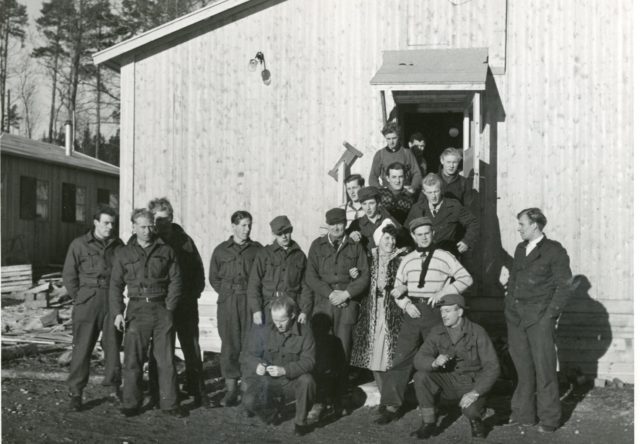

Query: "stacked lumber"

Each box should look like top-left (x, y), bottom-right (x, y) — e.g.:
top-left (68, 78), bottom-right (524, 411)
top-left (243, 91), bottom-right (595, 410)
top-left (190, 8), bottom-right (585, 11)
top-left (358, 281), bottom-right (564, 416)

top-left (1, 264), bottom-right (33, 293)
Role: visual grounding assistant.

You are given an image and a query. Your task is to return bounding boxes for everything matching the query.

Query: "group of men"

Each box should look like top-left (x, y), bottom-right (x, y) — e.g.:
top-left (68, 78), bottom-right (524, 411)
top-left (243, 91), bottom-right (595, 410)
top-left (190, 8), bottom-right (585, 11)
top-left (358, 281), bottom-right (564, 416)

top-left (62, 123), bottom-right (573, 439)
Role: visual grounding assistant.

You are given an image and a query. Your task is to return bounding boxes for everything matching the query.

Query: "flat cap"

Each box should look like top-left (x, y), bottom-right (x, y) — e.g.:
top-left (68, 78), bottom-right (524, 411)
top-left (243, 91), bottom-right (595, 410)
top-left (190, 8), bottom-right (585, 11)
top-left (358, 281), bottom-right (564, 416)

top-left (358, 186), bottom-right (380, 203)
top-left (408, 216), bottom-right (433, 232)
top-left (325, 208), bottom-right (347, 225)
top-left (438, 293), bottom-right (467, 308)
top-left (270, 215), bottom-right (292, 235)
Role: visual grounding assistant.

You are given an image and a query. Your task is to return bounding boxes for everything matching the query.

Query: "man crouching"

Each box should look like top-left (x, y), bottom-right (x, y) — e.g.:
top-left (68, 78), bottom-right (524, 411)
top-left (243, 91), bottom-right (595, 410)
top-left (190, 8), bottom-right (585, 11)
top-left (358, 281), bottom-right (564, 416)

top-left (241, 296), bottom-right (316, 436)
top-left (411, 294), bottom-right (499, 440)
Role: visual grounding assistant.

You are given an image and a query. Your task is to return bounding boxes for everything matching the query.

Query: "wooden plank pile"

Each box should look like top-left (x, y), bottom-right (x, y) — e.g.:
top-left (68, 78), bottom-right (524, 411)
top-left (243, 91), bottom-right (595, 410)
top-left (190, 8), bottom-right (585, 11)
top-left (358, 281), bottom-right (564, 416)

top-left (1, 264), bottom-right (33, 293)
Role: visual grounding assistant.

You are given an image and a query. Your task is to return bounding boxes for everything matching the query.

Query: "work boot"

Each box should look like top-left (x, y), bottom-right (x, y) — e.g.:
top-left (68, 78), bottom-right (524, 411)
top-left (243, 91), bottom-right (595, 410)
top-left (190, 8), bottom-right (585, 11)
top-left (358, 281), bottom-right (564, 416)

top-left (470, 418), bottom-right (486, 438)
top-left (120, 406), bottom-right (140, 417)
top-left (374, 407), bottom-right (402, 425)
top-left (163, 407), bottom-right (187, 418)
top-left (410, 422), bottom-right (437, 439)
top-left (220, 379), bottom-right (239, 407)
top-left (68, 394), bottom-right (82, 412)
top-left (294, 422), bottom-right (312, 436)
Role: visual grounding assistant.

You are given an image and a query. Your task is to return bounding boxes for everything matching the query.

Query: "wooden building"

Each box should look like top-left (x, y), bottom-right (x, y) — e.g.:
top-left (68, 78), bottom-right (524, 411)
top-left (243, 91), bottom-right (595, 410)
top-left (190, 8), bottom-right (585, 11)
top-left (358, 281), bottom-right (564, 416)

top-left (94, 0), bottom-right (633, 381)
top-left (1, 133), bottom-right (119, 267)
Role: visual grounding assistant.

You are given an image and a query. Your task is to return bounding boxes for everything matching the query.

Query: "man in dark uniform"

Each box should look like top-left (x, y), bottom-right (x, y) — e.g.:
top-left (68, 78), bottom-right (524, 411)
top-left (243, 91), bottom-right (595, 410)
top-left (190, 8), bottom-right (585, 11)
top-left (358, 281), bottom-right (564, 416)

top-left (63, 205), bottom-right (123, 411)
top-left (209, 210), bottom-right (261, 406)
top-left (347, 187), bottom-right (405, 254)
top-left (148, 197), bottom-right (206, 405)
top-left (505, 208), bottom-right (572, 433)
top-left (412, 294), bottom-right (499, 439)
top-left (248, 215), bottom-right (313, 326)
top-left (378, 162), bottom-right (417, 225)
top-left (110, 209), bottom-right (183, 417)
top-left (404, 173), bottom-right (479, 257)
top-left (376, 217), bottom-right (473, 424)
top-left (306, 207), bottom-right (370, 366)
top-left (242, 296), bottom-right (316, 436)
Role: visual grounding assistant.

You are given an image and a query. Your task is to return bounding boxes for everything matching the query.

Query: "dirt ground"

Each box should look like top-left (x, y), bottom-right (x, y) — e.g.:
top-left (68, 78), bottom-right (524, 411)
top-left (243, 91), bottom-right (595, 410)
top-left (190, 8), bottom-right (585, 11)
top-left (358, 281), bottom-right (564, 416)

top-left (1, 351), bottom-right (634, 444)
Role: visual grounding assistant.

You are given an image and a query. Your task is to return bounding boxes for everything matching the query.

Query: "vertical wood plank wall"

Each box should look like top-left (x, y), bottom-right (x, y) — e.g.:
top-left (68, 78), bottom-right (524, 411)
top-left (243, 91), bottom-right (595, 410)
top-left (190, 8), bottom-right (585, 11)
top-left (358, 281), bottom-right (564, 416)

top-left (117, 0), bottom-right (633, 380)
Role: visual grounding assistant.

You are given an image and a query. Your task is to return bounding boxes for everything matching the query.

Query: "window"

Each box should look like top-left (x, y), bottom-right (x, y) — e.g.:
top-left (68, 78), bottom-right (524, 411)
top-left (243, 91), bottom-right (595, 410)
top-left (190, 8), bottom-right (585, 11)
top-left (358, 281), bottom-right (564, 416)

top-left (97, 188), bottom-right (119, 209)
top-left (62, 183), bottom-right (86, 223)
top-left (20, 176), bottom-right (48, 220)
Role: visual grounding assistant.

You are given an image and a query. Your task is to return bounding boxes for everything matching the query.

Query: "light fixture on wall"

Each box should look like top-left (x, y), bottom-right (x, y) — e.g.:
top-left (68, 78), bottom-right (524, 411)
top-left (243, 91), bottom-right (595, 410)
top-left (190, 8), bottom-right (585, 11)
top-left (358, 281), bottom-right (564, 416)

top-left (449, 127), bottom-right (460, 138)
top-left (248, 51), bottom-right (271, 85)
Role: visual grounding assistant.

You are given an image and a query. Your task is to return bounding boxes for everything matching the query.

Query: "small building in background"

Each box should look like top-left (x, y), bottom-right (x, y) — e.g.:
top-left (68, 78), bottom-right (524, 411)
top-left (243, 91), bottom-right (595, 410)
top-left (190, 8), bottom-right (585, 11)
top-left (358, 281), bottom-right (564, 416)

top-left (1, 133), bottom-right (119, 270)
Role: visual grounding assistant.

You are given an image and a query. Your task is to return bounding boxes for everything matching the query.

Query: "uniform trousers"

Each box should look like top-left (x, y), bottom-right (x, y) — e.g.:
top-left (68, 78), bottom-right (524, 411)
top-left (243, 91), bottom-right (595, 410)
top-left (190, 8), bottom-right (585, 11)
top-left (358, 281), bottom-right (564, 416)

top-left (217, 291), bottom-right (250, 379)
top-left (414, 370), bottom-right (485, 423)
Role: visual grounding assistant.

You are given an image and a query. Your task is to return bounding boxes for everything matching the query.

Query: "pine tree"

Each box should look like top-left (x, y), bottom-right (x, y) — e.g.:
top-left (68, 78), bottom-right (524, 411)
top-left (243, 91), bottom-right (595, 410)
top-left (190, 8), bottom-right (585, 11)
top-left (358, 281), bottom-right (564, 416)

top-left (0, 0), bottom-right (27, 132)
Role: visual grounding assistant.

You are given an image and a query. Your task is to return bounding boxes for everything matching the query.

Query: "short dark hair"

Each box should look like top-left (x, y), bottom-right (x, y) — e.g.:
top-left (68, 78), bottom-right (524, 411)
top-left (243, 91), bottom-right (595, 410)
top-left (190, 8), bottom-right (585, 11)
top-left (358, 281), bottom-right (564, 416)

top-left (148, 197), bottom-right (174, 219)
top-left (231, 210), bottom-right (252, 225)
top-left (381, 224), bottom-right (398, 239)
top-left (385, 162), bottom-right (405, 176)
top-left (409, 132), bottom-right (425, 142)
top-left (381, 121), bottom-right (400, 136)
top-left (517, 208), bottom-right (547, 230)
top-left (271, 295), bottom-right (298, 316)
top-left (131, 208), bottom-right (154, 224)
top-left (93, 205), bottom-right (117, 222)
top-left (344, 174), bottom-right (365, 187)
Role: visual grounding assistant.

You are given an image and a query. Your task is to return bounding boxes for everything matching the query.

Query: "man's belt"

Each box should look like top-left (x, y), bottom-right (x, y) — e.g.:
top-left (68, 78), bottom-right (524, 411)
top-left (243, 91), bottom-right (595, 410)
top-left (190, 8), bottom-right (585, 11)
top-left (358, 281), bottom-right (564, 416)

top-left (128, 285), bottom-right (167, 298)
top-left (221, 282), bottom-right (247, 291)
top-left (79, 276), bottom-right (109, 289)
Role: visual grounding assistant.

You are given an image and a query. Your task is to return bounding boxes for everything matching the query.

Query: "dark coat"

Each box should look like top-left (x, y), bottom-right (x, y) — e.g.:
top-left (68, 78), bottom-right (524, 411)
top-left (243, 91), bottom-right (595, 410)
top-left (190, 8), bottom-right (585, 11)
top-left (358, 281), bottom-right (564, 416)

top-left (109, 235), bottom-right (182, 315)
top-left (505, 236), bottom-right (573, 327)
top-left (305, 235), bottom-right (370, 301)
top-left (404, 197), bottom-right (479, 253)
top-left (414, 317), bottom-right (500, 396)
top-left (161, 223), bottom-right (205, 299)
top-left (242, 321), bottom-right (316, 380)
top-left (63, 230), bottom-right (124, 305)
top-left (247, 240), bottom-right (313, 316)
top-left (209, 237), bottom-right (262, 304)
top-left (438, 169), bottom-right (472, 207)
top-left (346, 207), bottom-right (406, 253)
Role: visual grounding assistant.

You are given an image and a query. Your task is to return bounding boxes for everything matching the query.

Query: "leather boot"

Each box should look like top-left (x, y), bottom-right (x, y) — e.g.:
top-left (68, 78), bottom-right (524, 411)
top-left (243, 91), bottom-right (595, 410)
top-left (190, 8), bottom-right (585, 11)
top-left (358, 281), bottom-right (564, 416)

top-left (220, 378), bottom-right (238, 407)
top-left (470, 418), bottom-right (486, 438)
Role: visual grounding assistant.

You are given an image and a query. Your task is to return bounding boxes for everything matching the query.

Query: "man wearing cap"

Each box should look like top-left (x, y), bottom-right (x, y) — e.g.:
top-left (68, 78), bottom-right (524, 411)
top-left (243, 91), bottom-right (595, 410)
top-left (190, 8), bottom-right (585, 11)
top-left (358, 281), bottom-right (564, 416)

top-left (376, 216), bottom-right (473, 424)
top-left (411, 294), bottom-right (499, 439)
top-left (347, 186), bottom-right (404, 254)
top-left (505, 208), bottom-right (572, 433)
top-left (209, 210), bottom-right (262, 407)
top-left (343, 174), bottom-right (366, 226)
top-left (248, 216), bottom-right (313, 326)
top-left (405, 173), bottom-right (479, 257)
top-left (378, 162), bottom-right (417, 225)
top-left (64, 205), bottom-right (123, 411)
top-left (110, 209), bottom-right (183, 417)
top-left (306, 208), bottom-right (370, 385)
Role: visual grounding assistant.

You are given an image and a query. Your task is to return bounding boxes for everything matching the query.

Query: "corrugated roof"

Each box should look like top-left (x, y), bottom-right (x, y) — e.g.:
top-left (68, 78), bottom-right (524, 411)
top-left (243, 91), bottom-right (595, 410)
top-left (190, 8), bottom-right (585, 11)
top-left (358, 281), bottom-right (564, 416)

top-left (370, 48), bottom-right (488, 90)
top-left (0, 133), bottom-right (119, 177)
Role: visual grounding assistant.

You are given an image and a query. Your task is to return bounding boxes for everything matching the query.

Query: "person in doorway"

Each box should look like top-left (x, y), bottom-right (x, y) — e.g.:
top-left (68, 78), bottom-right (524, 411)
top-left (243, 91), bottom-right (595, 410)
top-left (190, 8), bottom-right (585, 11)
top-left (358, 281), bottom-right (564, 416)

top-left (408, 132), bottom-right (428, 177)
top-left (437, 147), bottom-right (472, 206)
top-left (368, 122), bottom-right (422, 193)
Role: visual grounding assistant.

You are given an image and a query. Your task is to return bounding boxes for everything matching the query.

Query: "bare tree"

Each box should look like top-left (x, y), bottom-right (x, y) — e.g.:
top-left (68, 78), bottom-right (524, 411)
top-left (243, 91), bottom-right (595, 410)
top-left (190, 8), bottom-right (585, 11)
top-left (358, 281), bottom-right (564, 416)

top-left (12, 54), bottom-right (40, 138)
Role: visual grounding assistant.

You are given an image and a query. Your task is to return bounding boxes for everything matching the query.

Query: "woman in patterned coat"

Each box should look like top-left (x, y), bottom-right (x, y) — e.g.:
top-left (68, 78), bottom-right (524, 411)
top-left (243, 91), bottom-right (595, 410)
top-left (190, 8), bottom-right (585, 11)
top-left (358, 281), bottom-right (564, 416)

top-left (351, 222), bottom-right (407, 392)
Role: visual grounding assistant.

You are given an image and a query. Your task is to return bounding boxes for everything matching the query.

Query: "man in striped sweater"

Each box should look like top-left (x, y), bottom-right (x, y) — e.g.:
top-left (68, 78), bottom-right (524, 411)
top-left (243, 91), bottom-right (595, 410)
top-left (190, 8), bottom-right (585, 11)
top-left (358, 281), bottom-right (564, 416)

top-left (375, 216), bottom-right (473, 425)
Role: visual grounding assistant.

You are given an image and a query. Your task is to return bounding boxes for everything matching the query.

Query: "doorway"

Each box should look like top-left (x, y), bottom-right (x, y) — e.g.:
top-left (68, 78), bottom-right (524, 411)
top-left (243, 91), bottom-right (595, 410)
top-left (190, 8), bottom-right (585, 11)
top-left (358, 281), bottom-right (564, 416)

top-left (402, 112), bottom-right (463, 174)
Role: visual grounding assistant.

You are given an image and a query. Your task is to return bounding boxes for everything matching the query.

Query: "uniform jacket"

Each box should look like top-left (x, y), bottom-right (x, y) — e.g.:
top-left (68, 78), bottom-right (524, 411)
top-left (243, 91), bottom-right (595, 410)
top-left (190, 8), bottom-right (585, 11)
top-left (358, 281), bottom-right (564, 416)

top-left (242, 320), bottom-right (316, 380)
top-left (247, 240), bottom-right (313, 316)
top-left (305, 235), bottom-right (370, 301)
top-left (414, 317), bottom-right (499, 396)
top-left (505, 236), bottom-right (573, 327)
top-left (63, 230), bottom-right (124, 305)
top-left (404, 197), bottom-right (479, 253)
top-left (109, 235), bottom-right (183, 315)
top-left (161, 223), bottom-right (205, 299)
top-left (209, 237), bottom-right (261, 304)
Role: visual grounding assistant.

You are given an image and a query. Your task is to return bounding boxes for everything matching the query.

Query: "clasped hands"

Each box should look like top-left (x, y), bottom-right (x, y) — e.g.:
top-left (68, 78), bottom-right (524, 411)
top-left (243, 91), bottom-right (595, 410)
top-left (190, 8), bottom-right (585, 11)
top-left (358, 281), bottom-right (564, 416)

top-left (256, 363), bottom-right (286, 378)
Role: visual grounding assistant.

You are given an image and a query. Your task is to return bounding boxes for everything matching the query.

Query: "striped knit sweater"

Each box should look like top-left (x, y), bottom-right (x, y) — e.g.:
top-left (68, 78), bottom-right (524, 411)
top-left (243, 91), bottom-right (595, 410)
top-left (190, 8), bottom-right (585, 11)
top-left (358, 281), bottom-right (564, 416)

top-left (393, 249), bottom-right (472, 310)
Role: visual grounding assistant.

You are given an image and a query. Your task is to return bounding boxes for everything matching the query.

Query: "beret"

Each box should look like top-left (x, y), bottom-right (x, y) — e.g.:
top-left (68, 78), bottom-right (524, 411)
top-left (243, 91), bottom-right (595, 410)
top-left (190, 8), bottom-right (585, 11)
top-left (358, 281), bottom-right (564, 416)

top-left (438, 293), bottom-right (467, 308)
top-left (358, 186), bottom-right (380, 203)
top-left (270, 215), bottom-right (292, 235)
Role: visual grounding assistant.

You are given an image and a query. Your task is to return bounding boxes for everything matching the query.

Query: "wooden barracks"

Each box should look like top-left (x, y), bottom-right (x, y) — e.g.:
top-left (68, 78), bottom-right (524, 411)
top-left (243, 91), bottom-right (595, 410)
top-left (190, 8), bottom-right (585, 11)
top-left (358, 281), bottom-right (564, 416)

top-left (93, 0), bottom-right (633, 381)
